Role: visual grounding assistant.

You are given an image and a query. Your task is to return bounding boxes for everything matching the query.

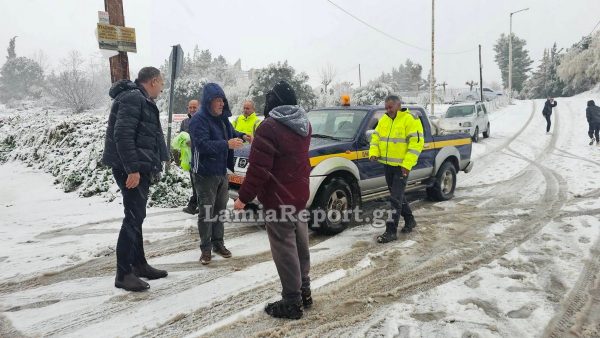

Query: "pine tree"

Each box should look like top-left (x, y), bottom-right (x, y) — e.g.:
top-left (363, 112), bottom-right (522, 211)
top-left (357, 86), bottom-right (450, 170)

top-left (493, 33), bottom-right (533, 93)
top-left (6, 36), bottom-right (16, 60)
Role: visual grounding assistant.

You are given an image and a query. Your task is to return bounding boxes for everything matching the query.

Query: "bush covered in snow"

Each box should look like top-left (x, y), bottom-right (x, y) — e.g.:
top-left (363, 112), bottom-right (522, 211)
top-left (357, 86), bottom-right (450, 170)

top-left (0, 103), bottom-right (190, 208)
top-left (558, 32), bottom-right (600, 96)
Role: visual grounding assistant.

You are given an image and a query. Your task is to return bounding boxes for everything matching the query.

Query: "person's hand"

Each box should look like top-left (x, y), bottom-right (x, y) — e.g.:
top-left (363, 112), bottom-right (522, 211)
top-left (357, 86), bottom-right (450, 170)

top-left (401, 167), bottom-right (410, 177)
top-left (243, 134), bottom-right (253, 143)
top-left (233, 198), bottom-right (246, 210)
top-left (369, 156), bottom-right (379, 161)
top-left (228, 138), bottom-right (244, 149)
top-left (126, 172), bottom-right (140, 189)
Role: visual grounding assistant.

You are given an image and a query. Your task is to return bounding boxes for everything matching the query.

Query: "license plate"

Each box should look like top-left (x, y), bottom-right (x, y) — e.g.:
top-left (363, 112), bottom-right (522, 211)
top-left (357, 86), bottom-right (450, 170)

top-left (229, 174), bottom-right (245, 185)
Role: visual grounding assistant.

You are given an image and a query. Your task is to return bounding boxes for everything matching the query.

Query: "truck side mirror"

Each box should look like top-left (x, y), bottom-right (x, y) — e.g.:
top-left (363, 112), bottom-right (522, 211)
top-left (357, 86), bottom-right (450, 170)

top-left (364, 130), bottom-right (375, 144)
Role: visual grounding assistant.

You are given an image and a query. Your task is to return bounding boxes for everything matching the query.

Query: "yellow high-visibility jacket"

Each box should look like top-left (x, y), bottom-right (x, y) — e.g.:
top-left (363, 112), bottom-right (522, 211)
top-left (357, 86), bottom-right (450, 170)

top-left (232, 112), bottom-right (261, 136)
top-left (369, 108), bottom-right (425, 170)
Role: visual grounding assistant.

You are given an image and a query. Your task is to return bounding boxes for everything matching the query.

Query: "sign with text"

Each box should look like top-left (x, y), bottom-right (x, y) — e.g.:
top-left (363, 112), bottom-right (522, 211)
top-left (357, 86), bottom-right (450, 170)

top-left (97, 23), bottom-right (137, 53)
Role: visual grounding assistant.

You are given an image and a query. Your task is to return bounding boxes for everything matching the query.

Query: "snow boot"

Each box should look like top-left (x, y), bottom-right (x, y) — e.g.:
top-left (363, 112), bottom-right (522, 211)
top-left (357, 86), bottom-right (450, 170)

top-left (590, 138), bottom-right (595, 146)
top-left (115, 272), bottom-right (150, 292)
top-left (199, 250), bottom-right (212, 265)
top-left (301, 286), bottom-right (313, 309)
top-left (213, 243), bottom-right (232, 258)
top-left (377, 231), bottom-right (398, 243)
top-left (265, 298), bottom-right (303, 320)
top-left (132, 263), bottom-right (168, 280)
top-left (401, 216), bottom-right (417, 233)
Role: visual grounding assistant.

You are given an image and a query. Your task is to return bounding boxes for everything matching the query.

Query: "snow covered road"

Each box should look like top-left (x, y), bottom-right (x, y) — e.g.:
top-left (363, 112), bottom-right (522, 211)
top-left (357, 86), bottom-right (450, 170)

top-left (2, 94), bottom-right (600, 337)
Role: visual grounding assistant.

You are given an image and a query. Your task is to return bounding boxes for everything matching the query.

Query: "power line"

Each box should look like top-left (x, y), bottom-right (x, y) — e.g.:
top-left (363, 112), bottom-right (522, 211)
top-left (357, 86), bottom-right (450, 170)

top-left (326, 0), bottom-right (476, 55)
top-left (589, 18), bottom-right (600, 36)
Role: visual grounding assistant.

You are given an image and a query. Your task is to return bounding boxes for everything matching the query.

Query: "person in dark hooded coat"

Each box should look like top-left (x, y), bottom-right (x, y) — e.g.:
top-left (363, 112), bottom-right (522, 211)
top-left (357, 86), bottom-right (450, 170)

top-left (587, 100), bottom-right (600, 145)
top-left (189, 83), bottom-right (252, 265)
top-left (234, 80), bottom-right (312, 320)
top-left (102, 67), bottom-right (169, 292)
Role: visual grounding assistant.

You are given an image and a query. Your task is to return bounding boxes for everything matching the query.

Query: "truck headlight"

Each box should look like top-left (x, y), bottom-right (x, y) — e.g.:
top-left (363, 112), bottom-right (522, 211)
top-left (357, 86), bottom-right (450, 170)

top-left (462, 122), bottom-right (472, 127)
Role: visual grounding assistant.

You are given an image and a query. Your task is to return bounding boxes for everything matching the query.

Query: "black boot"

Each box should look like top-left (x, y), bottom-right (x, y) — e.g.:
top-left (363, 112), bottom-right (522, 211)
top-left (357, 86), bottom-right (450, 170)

top-left (115, 272), bottom-right (150, 292)
top-left (182, 205), bottom-right (198, 214)
top-left (301, 286), bottom-right (313, 309)
top-left (132, 263), bottom-right (168, 280)
top-left (401, 216), bottom-right (417, 233)
top-left (265, 298), bottom-right (303, 319)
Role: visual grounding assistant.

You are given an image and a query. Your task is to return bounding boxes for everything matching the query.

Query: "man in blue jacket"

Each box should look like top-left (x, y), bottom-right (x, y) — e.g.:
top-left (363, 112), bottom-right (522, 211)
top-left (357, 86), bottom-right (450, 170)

top-left (189, 83), bottom-right (251, 265)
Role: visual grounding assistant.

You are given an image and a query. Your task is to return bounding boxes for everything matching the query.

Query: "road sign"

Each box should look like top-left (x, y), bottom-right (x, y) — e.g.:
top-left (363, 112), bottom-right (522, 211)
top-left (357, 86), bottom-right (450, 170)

top-left (169, 44), bottom-right (184, 79)
top-left (173, 114), bottom-right (188, 123)
top-left (97, 23), bottom-right (136, 53)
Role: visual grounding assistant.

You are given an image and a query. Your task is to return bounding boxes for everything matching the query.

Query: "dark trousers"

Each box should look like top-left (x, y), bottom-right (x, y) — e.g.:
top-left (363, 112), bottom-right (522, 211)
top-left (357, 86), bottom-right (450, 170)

top-left (384, 165), bottom-right (413, 233)
top-left (187, 172), bottom-right (198, 209)
top-left (589, 123), bottom-right (600, 141)
top-left (266, 220), bottom-right (311, 301)
top-left (194, 174), bottom-right (228, 251)
top-left (112, 168), bottom-right (150, 278)
top-left (544, 114), bottom-right (552, 132)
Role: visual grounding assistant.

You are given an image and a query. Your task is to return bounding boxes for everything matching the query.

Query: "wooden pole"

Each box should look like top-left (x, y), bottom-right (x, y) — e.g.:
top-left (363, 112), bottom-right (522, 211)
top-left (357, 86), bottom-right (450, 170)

top-left (105, 0), bottom-right (130, 82)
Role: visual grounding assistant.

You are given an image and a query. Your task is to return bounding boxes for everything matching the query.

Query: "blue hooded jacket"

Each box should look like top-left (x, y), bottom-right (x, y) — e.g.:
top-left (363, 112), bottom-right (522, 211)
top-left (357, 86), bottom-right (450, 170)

top-left (189, 83), bottom-right (245, 176)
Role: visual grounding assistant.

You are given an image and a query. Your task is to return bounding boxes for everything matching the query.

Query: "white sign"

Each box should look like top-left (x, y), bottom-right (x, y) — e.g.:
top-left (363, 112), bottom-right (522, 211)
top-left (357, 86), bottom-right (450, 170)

top-left (98, 11), bottom-right (109, 24)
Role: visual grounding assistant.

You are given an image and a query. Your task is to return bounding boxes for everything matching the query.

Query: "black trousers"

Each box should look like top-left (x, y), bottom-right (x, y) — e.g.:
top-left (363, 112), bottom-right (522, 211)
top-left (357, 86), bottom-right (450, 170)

top-left (112, 168), bottom-right (150, 278)
top-left (589, 122), bottom-right (600, 141)
top-left (544, 114), bottom-right (552, 132)
top-left (384, 165), bottom-right (413, 232)
top-left (187, 172), bottom-right (198, 209)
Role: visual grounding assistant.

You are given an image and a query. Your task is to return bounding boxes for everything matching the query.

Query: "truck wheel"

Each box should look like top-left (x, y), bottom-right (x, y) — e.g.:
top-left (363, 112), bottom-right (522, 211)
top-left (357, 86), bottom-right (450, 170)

top-left (426, 161), bottom-right (457, 201)
top-left (472, 127), bottom-right (479, 142)
top-left (311, 177), bottom-right (354, 235)
top-left (483, 123), bottom-right (490, 138)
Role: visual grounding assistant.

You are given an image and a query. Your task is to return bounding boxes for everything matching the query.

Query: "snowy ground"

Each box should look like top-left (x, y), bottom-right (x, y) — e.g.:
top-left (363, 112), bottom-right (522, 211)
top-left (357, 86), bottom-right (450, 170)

top-left (1, 92), bottom-right (600, 337)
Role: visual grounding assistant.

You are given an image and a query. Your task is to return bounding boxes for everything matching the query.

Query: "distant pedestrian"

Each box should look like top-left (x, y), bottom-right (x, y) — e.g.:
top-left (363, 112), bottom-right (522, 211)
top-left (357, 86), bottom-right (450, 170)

top-left (542, 97), bottom-right (557, 134)
top-left (586, 100), bottom-right (600, 145)
top-left (232, 100), bottom-right (261, 136)
top-left (180, 99), bottom-right (200, 214)
top-left (102, 66), bottom-right (169, 292)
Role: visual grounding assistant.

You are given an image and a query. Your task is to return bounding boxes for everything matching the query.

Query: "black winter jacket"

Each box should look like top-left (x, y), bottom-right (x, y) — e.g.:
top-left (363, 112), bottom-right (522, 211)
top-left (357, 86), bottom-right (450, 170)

top-left (587, 100), bottom-right (600, 125)
top-left (102, 80), bottom-right (169, 174)
top-left (542, 99), bottom-right (557, 116)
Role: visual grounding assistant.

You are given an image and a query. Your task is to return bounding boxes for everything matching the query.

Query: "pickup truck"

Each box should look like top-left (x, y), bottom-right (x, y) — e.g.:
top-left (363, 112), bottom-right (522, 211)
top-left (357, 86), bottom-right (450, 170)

top-left (229, 105), bottom-right (474, 235)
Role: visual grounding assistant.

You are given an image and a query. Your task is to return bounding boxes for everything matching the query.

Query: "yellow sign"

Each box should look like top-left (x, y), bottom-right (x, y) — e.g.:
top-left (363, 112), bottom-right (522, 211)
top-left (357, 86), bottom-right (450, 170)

top-left (97, 23), bottom-right (136, 53)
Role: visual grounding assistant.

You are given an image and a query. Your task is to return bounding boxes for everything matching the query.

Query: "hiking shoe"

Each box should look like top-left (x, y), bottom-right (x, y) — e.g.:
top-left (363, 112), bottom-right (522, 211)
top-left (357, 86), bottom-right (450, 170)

top-left (132, 263), bottom-right (168, 280)
top-left (301, 286), bottom-right (313, 309)
top-left (182, 206), bottom-right (198, 214)
top-left (265, 299), bottom-right (303, 320)
top-left (401, 216), bottom-right (417, 233)
top-left (115, 272), bottom-right (150, 292)
top-left (213, 243), bottom-right (232, 258)
top-left (377, 231), bottom-right (397, 243)
top-left (200, 250), bottom-right (212, 265)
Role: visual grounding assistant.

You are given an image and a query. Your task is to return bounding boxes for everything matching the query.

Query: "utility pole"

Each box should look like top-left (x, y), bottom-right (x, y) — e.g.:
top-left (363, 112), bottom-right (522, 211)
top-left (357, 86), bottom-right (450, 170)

top-left (430, 0), bottom-right (435, 114)
top-left (105, 0), bottom-right (130, 82)
top-left (439, 81), bottom-right (447, 101)
top-left (358, 64), bottom-right (362, 87)
top-left (508, 8), bottom-right (529, 103)
top-left (479, 44), bottom-right (483, 102)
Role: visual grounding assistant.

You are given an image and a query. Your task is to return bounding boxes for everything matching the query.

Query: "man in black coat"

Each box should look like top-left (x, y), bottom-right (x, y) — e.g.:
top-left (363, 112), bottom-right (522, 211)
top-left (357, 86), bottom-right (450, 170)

top-left (587, 100), bottom-right (600, 145)
top-left (102, 67), bottom-right (169, 292)
top-left (542, 97), bottom-right (557, 134)
top-left (180, 99), bottom-right (199, 214)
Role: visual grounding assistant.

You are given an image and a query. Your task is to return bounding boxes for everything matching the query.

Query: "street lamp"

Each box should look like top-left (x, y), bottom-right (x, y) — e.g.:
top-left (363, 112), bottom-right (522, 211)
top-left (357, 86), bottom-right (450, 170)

top-left (509, 7), bottom-right (529, 103)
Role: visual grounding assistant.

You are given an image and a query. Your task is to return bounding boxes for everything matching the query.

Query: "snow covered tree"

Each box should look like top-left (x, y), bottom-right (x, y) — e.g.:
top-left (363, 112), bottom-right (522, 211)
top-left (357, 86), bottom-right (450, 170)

top-left (557, 32), bottom-right (600, 96)
top-left (248, 61), bottom-right (317, 113)
top-left (522, 44), bottom-right (565, 99)
top-left (0, 56), bottom-right (44, 101)
top-left (6, 36), bottom-right (16, 60)
top-left (45, 51), bottom-right (109, 114)
top-left (353, 81), bottom-right (394, 105)
top-left (377, 59), bottom-right (425, 92)
top-left (494, 33), bottom-right (533, 93)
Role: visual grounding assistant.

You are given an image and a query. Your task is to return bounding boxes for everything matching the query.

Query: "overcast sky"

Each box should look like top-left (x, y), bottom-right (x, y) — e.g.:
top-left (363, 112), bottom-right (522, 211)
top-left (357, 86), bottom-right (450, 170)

top-left (1, 0), bottom-right (599, 89)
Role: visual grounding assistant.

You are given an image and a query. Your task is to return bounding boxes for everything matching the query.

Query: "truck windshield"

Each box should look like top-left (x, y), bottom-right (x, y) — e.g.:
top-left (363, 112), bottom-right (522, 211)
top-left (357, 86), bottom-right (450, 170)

top-left (445, 106), bottom-right (475, 118)
top-left (308, 110), bottom-right (367, 140)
